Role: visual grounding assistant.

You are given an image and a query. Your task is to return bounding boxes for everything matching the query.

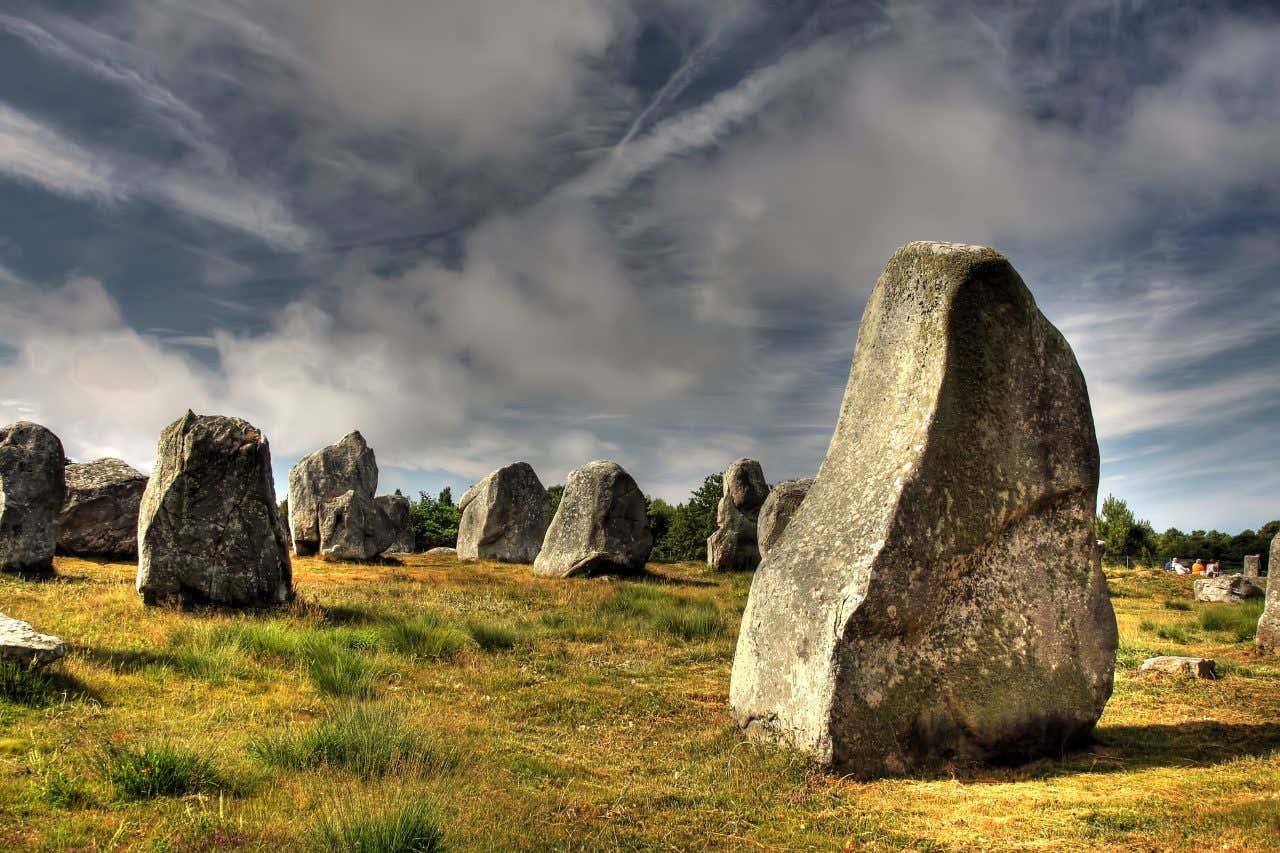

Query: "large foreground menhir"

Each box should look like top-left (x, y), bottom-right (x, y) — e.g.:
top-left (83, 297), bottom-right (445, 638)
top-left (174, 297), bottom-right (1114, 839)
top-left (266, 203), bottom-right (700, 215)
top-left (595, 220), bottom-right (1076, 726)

top-left (730, 241), bottom-right (1119, 776)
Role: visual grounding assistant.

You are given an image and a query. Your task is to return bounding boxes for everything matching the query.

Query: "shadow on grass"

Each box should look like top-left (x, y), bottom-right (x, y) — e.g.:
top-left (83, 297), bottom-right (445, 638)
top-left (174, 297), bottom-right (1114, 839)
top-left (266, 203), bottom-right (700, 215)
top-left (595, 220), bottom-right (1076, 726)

top-left (634, 567), bottom-right (719, 588)
top-left (1, 566), bottom-right (92, 584)
top-left (77, 645), bottom-right (180, 673)
top-left (0, 662), bottom-right (100, 707)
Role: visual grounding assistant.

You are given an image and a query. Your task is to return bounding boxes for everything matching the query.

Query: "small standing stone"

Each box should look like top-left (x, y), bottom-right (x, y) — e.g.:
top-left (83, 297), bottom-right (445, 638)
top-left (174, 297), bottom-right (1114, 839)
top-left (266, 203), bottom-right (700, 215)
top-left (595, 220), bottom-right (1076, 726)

top-left (1242, 554), bottom-right (1261, 579)
top-left (58, 458), bottom-right (148, 558)
top-left (1257, 533), bottom-right (1280, 653)
top-left (376, 494), bottom-right (415, 554)
top-left (533, 460), bottom-right (652, 578)
top-left (1139, 656), bottom-right (1217, 679)
top-left (756, 478), bottom-right (813, 559)
top-left (456, 462), bottom-right (548, 563)
top-left (288, 431), bottom-right (391, 559)
top-left (707, 459), bottom-right (769, 572)
top-left (0, 421), bottom-right (66, 573)
top-left (136, 411), bottom-right (292, 607)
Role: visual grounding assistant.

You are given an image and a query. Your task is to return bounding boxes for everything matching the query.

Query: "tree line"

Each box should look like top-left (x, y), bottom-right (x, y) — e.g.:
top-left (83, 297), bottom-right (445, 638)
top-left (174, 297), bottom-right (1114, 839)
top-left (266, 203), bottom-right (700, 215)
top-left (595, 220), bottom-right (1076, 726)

top-left (1096, 494), bottom-right (1277, 572)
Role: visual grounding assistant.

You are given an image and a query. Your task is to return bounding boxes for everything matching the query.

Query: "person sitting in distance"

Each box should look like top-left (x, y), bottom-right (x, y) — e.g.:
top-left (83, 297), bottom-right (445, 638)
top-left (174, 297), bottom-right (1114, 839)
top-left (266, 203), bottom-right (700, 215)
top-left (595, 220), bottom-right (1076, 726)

top-left (1192, 558), bottom-right (1206, 575)
top-left (1171, 557), bottom-right (1189, 575)
top-left (1205, 558), bottom-right (1219, 577)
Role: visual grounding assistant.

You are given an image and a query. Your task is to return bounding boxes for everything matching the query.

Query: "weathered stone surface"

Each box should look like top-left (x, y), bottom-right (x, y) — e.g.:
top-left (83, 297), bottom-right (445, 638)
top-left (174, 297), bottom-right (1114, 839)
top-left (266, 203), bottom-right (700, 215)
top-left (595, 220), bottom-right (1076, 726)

top-left (137, 411), bottom-right (292, 607)
top-left (457, 462), bottom-right (548, 563)
top-left (1243, 554), bottom-right (1260, 579)
top-left (729, 242), bottom-right (1117, 777)
top-left (426, 546), bottom-right (456, 556)
top-left (317, 489), bottom-right (395, 561)
top-left (376, 494), bottom-right (414, 553)
top-left (1193, 575), bottom-right (1263, 603)
top-left (288, 432), bottom-right (381, 557)
top-left (533, 460), bottom-right (652, 578)
top-left (1256, 533), bottom-right (1280, 653)
top-left (0, 611), bottom-right (66, 667)
top-left (0, 421), bottom-right (65, 573)
top-left (707, 459), bottom-right (769, 572)
top-left (1139, 656), bottom-right (1216, 679)
top-left (756, 478), bottom-right (813, 559)
top-left (58, 458), bottom-right (147, 558)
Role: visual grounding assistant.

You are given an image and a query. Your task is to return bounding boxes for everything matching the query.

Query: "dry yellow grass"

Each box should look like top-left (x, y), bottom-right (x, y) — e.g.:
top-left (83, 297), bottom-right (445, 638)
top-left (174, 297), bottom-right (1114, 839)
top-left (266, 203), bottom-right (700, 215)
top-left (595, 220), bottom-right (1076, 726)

top-left (1, 558), bottom-right (1277, 851)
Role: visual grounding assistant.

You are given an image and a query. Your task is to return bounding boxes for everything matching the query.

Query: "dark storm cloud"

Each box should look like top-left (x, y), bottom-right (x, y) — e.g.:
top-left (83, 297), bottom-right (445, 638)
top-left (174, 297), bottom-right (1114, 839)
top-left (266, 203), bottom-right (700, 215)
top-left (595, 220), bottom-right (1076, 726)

top-left (0, 0), bottom-right (1276, 530)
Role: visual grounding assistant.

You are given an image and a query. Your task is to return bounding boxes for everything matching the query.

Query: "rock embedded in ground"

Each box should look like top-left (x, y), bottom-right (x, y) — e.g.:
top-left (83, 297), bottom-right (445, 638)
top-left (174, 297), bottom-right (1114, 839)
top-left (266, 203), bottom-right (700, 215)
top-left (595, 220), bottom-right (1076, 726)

top-left (1243, 554), bottom-right (1261, 579)
top-left (1139, 656), bottom-right (1217, 679)
top-left (1257, 533), bottom-right (1280, 653)
top-left (58, 458), bottom-right (148, 558)
top-left (376, 494), bottom-right (415, 553)
top-left (707, 458), bottom-right (769, 572)
top-left (426, 546), bottom-right (456, 556)
top-left (756, 478), bottom-right (813, 559)
top-left (0, 611), bottom-right (66, 667)
top-left (0, 421), bottom-right (66, 573)
top-left (729, 241), bottom-right (1118, 777)
top-left (288, 431), bottom-right (385, 558)
top-left (1193, 575), bottom-right (1263, 604)
top-left (533, 460), bottom-right (652, 578)
top-left (457, 462), bottom-right (548, 563)
top-left (136, 411), bottom-right (292, 607)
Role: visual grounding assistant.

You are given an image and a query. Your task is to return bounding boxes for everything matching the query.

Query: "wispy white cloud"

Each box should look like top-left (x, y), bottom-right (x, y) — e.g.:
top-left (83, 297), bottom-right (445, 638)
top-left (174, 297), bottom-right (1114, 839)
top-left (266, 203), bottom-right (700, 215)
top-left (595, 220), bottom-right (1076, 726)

top-left (0, 103), bottom-right (118, 198)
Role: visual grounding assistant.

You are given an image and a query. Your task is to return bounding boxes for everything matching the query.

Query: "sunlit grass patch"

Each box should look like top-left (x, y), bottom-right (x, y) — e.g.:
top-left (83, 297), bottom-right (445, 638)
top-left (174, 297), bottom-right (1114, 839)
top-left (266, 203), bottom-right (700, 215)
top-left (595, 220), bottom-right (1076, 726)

top-left (598, 584), bottom-right (729, 641)
top-left (1199, 600), bottom-right (1265, 642)
top-left (26, 751), bottom-right (93, 808)
top-left (250, 702), bottom-right (460, 779)
top-left (100, 741), bottom-right (224, 800)
top-left (312, 798), bottom-right (445, 853)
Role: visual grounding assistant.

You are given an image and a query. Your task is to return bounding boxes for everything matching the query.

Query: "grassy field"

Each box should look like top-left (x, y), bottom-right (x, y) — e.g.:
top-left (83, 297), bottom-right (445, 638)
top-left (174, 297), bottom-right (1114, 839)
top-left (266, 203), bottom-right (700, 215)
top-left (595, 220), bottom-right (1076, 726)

top-left (1, 556), bottom-right (1277, 851)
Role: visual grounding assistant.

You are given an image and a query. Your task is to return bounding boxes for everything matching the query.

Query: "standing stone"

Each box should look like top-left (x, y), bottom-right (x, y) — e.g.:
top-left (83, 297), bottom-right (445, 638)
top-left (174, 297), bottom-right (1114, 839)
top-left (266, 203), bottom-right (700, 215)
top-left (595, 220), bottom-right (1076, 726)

top-left (729, 242), bottom-right (1118, 776)
top-left (533, 460), bottom-right (652, 578)
top-left (707, 459), bottom-right (769, 572)
top-left (457, 462), bottom-right (548, 563)
top-left (376, 494), bottom-right (415, 554)
top-left (137, 411), bottom-right (292, 607)
top-left (58, 458), bottom-right (147, 558)
top-left (1193, 575), bottom-right (1262, 603)
top-left (756, 478), bottom-right (813, 560)
top-left (1256, 533), bottom-right (1280, 653)
top-left (1243, 554), bottom-right (1260, 579)
top-left (288, 431), bottom-right (392, 560)
top-left (0, 421), bottom-right (65, 573)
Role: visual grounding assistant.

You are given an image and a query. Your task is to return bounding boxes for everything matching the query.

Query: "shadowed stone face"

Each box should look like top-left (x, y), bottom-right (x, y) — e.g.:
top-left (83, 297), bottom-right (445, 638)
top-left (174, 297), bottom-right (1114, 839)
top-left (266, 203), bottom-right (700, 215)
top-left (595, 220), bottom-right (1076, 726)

top-left (0, 421), bottom-right (65, 573)
top-left (137, 411), bottom-right (292, 607)
top-left (756, 478), bottom-right (814, 560)
top-left (376, 494), bottom-right (415, 554)
top-left (707, 458), bottom-right (769, 572)
top-left (1258, 533), bottom-right (1280, 653)
top-left (457, 462), bottom-right (548, 563)
top-left (729, 241), bottom-right (1118, 777)
top-left (59, 458), bottom-right (147, 558)
top-left (288, 431), bottom-right (392, 560)
top-left (533, 460), bottom-right (652, 578)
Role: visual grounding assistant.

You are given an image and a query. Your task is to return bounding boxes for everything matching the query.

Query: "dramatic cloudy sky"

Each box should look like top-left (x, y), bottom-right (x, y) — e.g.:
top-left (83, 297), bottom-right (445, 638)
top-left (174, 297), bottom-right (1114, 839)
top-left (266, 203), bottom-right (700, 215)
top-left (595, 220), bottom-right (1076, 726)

top-left (0, 0), bottom-right (1276, 531)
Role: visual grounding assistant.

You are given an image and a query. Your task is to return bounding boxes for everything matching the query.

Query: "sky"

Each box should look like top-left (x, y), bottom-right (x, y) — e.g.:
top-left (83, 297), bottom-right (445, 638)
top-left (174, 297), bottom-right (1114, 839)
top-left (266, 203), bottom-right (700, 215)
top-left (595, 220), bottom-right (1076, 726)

top-left (0, 0), bottom-right (1276, 533)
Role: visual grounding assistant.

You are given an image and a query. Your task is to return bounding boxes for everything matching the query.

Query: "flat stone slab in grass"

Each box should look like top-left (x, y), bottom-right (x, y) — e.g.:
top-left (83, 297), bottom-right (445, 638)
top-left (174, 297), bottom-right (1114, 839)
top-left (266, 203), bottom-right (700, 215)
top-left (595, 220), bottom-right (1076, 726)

top-left (1139, 656), bottom-right (1217, 679)
top-left (0, 611), bottom-right (66, 667)
top-left (1193, 575), bottom-right (1263, 603)
top-left (426, 546), bottom-right (457, 556)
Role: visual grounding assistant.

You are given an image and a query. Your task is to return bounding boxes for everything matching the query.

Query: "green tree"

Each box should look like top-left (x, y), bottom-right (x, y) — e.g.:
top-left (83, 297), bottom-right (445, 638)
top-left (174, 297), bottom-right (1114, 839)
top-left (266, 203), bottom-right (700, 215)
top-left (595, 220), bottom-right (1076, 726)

top-left (646, 497), bottom-right (676, 561)
top-left (1096, 495), bottom-right (1156, 565)
top-left (653, 474), bottom-right (723, 562)
top-left (546, 485), bottom-right (564, 519)
top-left (410, 487), bottom-right (462, 551)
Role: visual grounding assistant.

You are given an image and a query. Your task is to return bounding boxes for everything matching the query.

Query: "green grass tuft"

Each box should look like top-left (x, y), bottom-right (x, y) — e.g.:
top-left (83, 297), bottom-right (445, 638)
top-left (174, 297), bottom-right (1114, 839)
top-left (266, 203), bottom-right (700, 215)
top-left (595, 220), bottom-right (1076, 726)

top-left (1162, 600), bottom-right (1192, 611)
top-left (1199, 601), bottom-right (1265, 642)
top-left (100, 742), bottom-right (223, 800)
top-left (466, 619), bottom-right (525, 651)
top-left (0, 661), bottom-right (60, 706)
top-left (312, 799), bottom-right (445, 852)
top-left (1155, 623), bottom-right (1195, 644)
top-left (250, 702), bottom-right (459, 779)
top-left (27, 752), bottom-right (92, 808)
top-left (599, 585), bottom-right (729, 642)
top-left (380, 616), bottom-right (470, 660)
top-left (305, 641), bottom-right (387, 698)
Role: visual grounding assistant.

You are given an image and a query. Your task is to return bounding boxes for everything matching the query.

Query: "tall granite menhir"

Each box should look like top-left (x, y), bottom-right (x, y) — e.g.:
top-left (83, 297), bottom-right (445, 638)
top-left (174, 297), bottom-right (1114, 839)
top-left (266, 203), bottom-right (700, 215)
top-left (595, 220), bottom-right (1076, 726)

top-left (707, 458), bottom-right (768, 572)
top-left (0, 421), bottom-right (65, 573)
top-left (1257, 532), bottom-right (1280, 653)
top-left (137, 412), bottom-right (292, 607)
top-left (457, 462), bottom-right (548, 563)
top-left (730, 242), bottom-right (1118, 776)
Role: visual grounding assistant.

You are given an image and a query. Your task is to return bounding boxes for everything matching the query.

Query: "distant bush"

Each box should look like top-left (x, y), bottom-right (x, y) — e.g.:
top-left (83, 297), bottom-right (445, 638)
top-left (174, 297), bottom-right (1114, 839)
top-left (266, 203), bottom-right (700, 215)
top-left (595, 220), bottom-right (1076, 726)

top-left (411, 487), bottom-right (462, 551)
top-left (101, 742), bottom-right (223, 800)
top-left (312, 799), bottom-right (445, 853)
